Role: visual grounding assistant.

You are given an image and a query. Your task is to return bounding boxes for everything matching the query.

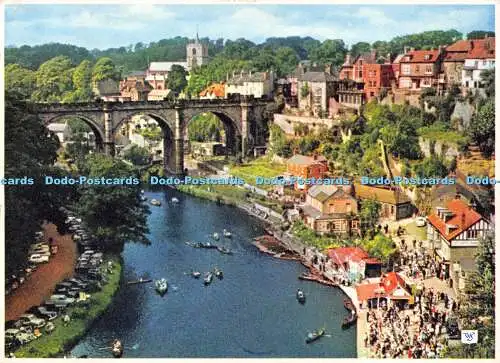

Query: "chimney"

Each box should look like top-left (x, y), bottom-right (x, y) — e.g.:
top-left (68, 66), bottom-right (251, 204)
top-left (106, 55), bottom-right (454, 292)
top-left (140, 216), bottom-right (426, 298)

top-left (370, 49), bottom-right (377, 60)
top-left (226, 72), bottom-right (229, 81)
top-left (313, 153), bottom-right (318, 160)
top-left (461, 212), bottom-right (466, 229)
top-left (325, 64), bottom-right (332, 74)
top-left (470, 41), bottom-right (474, 50)
top-left (410, 47), bottom-right (415, 52)
top-left (403, 46), bottom-right (409, 54)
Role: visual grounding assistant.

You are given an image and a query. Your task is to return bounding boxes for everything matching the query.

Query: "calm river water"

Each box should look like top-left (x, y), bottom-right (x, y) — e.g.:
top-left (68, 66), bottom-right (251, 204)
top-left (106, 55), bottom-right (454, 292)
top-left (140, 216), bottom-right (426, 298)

top-left (71, 189), bottom-right (356, 358)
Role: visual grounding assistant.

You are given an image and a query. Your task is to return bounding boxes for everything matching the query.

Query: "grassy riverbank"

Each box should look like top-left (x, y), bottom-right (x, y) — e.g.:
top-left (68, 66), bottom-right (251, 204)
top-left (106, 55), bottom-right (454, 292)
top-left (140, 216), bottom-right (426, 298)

top-left (177, 184), bottom-right (249, 206)
top-left (15, 255), bottom-right (122, 358)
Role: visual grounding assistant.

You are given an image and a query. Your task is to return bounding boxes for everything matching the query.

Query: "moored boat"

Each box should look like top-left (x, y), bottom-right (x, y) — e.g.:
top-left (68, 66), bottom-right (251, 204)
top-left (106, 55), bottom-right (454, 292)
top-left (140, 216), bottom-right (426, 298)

top-left (111, 339), bottom-right (124, 358)
top-left (204, 272), bottom-right (213, 285)
top-left (296, 289), bottom-right (306, 304)
top-left (155, 278), bottom-right (168, 295)
top-left (141, 196), bottom-right (147, 201)
top-left (171, 197), bottom-right (179, 203)
top-left (341, 311), bottom-right (357, 329)
top-left (214, 267), bottom-right (223, 279)
top-left (191, 271), bottom-right (201, 278)
top-left (217, 246), bottom-right (233, 255)
top-left (202, 242), bottom-right (218, 249)
top-left (150, 199), bottom-right (161, 206)
top-left (212, 232), bottom-right (220, 241)
top-left (223, 229), bottom-right (232, 238)
top-left (305, 329), bottom-right (325, 344)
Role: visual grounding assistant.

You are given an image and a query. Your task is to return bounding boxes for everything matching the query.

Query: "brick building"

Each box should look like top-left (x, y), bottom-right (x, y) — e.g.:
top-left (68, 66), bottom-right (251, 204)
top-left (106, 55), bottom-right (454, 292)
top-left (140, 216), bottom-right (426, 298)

top-left (286, 154), bottom-right (328, 190)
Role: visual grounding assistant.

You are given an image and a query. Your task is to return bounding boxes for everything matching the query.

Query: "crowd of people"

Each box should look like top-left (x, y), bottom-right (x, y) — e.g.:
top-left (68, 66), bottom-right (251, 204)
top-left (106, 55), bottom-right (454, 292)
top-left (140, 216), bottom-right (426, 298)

top-left (365, 286), bottom-right (459, 358)
top-left (397, 239), bottom-right (451, 282)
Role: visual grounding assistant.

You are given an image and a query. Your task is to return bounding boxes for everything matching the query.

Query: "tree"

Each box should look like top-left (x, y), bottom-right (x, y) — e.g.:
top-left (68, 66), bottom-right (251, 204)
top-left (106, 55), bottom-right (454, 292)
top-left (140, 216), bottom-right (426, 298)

top-left (5, 64), bottom-right (36, 98)
top-left (360, 234), bottom-right (397, 264)
top-left (4, 92), bottom-right (70, 275)
top-left (76, 154), bottom-right (150, 252)
top-left (167, 64), bottom-right (188, 94)
top-left (32, 56), bottom-right (74, 102)
top-left (92, 57), bottom-right (119, 83)
top-left (309, 39), bottom-right (347, 66)
top-left (359, 199), bottom-right (381, 234)
top-left (413, 157), bottom-right (448, 178)
top-left (269, 124), bottom-right (291, 157)
top-left (467, 30), bottom-right (495, 40)
top-left (480, 68), bottom-right (495, 98)
top-left (350, 42), bottom-right (371, 57)
top-left (274, 47), bottom-right (299, 76)
top-left (123, 144), bottom-right (151, 165)
top-left (69, 60), bottom-right (93, 101)
top-left (469, 100), bottom-right (495, 157)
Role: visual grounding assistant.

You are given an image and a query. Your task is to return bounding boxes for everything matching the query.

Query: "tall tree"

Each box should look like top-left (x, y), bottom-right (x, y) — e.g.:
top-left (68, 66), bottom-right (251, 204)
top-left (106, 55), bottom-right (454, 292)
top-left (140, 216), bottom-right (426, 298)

top-left (350, 42), bottom-right (371, 57)
top-left (32, 56), bottom-right (74, 102)
top-left (166, 64), bottom-right (188, 94)
top-left (92, 57), bottom-right (120, 83)
top-left (469, 100), bottom-right (495, 157)
top-left (76, 154), bottom-right (150, 252)
top-left (310, 39), bottom-right (347, 66)
top-left (5, 63), bottom-right (36, 98)
top-left (4, 92), bottom-right (70, 275)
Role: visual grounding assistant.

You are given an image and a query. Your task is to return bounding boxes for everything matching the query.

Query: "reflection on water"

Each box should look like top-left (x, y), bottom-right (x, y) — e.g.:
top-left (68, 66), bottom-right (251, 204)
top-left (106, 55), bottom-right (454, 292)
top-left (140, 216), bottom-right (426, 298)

top-left (71, 189), bottom-right (356, 358)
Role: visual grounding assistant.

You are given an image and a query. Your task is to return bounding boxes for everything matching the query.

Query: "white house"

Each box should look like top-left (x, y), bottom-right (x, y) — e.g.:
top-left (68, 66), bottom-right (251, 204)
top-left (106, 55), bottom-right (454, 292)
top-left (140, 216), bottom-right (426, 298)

top-left (427, 198), bottom-right (493, 291)
top-left (461, 37), bottom-right (495, 92)
top-left (225, 70), bottom-right (275, 98)
top-left (47, 123), bottom-right (72, 144)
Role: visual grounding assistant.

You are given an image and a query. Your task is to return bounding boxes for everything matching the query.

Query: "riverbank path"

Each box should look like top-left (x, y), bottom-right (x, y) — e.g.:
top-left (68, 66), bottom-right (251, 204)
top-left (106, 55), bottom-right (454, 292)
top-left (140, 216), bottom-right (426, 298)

top-left (5, 223), bottom-right (77, 322)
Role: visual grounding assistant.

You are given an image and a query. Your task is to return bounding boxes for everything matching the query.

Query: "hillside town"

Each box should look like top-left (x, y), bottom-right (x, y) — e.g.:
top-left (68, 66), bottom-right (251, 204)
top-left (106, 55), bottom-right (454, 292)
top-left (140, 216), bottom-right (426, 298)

top-left (4, 5), bottom-right (495, 359)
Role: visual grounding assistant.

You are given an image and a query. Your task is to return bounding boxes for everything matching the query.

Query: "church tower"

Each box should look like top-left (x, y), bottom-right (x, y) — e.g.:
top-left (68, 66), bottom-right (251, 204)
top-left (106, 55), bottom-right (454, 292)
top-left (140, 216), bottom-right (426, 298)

top-left (186, 32), bottom-right (209, 71)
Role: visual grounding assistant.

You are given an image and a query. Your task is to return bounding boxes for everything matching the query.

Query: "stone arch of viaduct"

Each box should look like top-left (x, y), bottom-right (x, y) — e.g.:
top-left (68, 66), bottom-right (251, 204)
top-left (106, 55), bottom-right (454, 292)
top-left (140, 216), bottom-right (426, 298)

top-left (33, 97), bottom-right (271, 174)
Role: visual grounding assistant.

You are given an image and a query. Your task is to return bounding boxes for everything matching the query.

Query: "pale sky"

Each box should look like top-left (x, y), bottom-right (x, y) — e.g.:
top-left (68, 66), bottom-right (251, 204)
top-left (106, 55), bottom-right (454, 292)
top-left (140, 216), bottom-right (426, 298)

top-left (4, 3), bottom-right (495, 49)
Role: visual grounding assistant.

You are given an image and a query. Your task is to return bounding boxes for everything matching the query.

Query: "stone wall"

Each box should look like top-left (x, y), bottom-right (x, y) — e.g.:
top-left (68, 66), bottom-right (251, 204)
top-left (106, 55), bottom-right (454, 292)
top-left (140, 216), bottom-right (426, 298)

top-left (418, 137), bottom-right (459, 160)
top-left (273, 113), bottom-right (341, 135)
top-left (451, 101), bottom-right (475, 131)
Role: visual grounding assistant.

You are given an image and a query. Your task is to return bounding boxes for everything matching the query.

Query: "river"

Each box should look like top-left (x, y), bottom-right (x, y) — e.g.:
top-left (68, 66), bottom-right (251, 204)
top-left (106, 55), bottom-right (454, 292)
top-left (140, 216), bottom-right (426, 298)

top-left (71, 189), bottom-right (356, 358)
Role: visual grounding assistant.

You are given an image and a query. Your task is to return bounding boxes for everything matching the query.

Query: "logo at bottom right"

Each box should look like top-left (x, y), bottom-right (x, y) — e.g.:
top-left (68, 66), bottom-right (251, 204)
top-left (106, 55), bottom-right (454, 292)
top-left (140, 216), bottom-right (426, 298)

top-left (461, 330), bottom-right (478, 344)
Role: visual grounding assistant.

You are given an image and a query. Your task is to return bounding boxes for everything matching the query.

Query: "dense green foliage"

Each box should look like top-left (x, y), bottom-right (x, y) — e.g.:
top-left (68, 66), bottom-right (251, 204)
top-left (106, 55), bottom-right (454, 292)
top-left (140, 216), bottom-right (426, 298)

top-left (166, 64), bottom-right (188, 94)
top-left (467, 30), bottom-right (495, 40)
top-left (359, 200), bottom-right (381, 234)
top-left (469, 100), bottom-right (495, 157)
top-left (75, 154), bottom-right (150, 252)
top-left (446, 234), bottom-right (495, 358)
top-left (4, 92), bottom-right (71, 275)
top-left (188, 113), bottom-right (224, 142)
top-left (360, 234), bottom-right (397, 263)
top-left (123, 144), bottom-right (151, 166)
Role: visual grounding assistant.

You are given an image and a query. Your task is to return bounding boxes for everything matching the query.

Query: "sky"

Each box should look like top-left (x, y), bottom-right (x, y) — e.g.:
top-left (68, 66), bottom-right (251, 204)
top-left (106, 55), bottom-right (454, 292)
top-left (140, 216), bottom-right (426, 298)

top-left (4, 3), bottom-right (495, 50)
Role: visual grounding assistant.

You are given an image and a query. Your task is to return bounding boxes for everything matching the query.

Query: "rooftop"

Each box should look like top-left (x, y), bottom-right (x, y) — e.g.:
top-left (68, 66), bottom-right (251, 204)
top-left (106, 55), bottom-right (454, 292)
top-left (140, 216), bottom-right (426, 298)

top-left (299, 71), bottom-right (337, 82)
top-left (287, 154), bottom-right (327, 166)
top-left (199, 82), bottom-right (225, 97)
top-left (308, 184), bottom-right (353, 202)
top-left (400, 50), bottom-right (440, 63)
top-left (354, 184), bottom-right (411, 205)
top-left (148, 62), bottom-right (188, 72)
top-left (427, 199), bottom-right (484, 241)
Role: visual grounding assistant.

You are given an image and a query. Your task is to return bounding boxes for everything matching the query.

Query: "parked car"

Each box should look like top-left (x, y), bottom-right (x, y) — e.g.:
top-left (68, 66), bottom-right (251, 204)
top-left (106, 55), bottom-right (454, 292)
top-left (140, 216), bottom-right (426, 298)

top-left (19, 314), bottom-right (45, 328)
top-left (50, 295), bottom-right (75, 304)
top-left (29, 254), bottom-right (49, 264)
top-left (28, 306), bottom-right (58, 321)
top-left (415, 217), bottom-right (427, 227)
top-left (5, 328), bottom-right (20, 342)
top-left (15, 332), bottom-right (36, 344)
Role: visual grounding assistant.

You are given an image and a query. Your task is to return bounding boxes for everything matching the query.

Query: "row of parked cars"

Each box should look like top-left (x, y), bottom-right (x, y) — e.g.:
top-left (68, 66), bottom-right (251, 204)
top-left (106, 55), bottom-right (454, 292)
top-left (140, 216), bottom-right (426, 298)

top-left (5, 210), bottom-right (107, 353)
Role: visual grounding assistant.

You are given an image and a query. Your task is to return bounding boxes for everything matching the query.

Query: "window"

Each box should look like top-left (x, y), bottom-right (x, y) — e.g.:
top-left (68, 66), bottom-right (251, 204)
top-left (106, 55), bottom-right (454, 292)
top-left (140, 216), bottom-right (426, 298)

top-left (483, 60), bottom-right (487, 66)
top-left (424, 55), bottom-right (431, 61)
top-left (370, 92), bottom-right (375, 97)
top-left (415, 65), bottom-right (420, 72)
top-left (192, 48), bottom-right (197, 55)
top-left (402, 64), bottom-right (410, 75)
top-left (425, 65), bottom-right (433, 74)
top-left (466, 230), bottom-right (478, 239)
top-left (400, 78), bottom-right (411, 88)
